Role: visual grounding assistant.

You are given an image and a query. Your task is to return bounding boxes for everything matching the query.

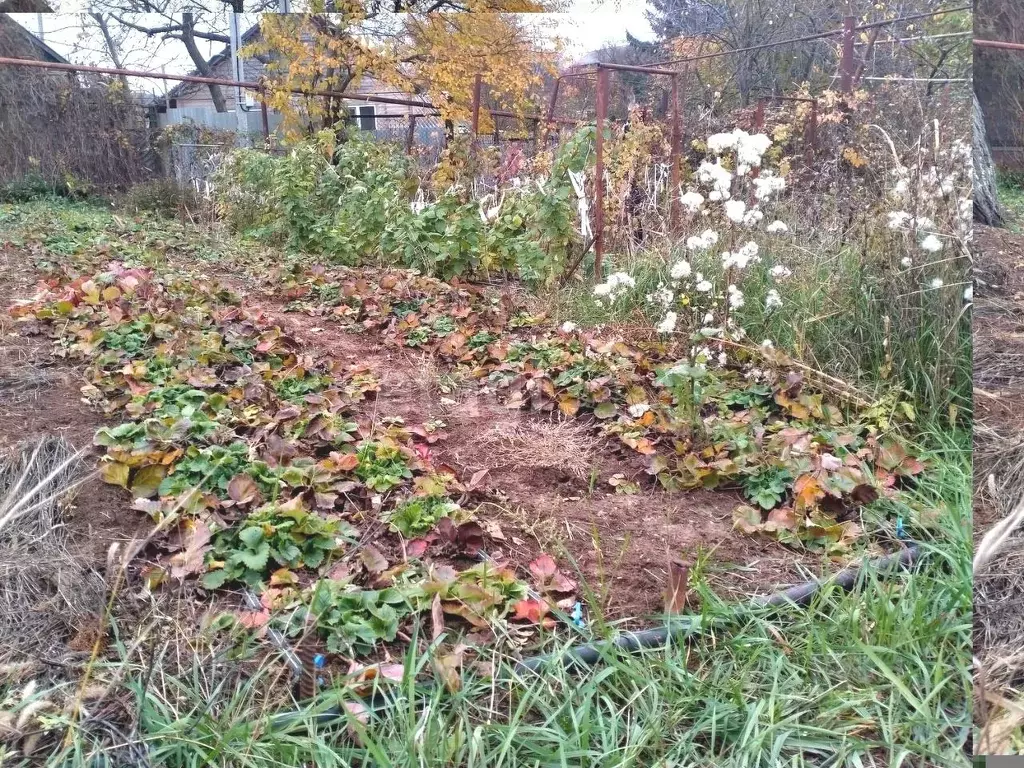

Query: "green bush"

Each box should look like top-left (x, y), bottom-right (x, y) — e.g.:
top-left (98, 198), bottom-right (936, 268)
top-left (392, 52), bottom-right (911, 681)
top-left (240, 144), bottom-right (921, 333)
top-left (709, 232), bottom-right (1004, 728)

top-left (122, 179), bottom-right (200, 217)
top-left (212, 126), bottom-right (593, 285)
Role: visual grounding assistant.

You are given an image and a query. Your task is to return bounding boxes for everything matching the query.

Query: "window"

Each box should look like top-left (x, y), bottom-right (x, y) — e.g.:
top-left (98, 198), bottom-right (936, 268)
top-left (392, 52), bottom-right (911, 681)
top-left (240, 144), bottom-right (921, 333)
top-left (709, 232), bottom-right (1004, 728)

top-left (346, 105), bottom-right (377, 131)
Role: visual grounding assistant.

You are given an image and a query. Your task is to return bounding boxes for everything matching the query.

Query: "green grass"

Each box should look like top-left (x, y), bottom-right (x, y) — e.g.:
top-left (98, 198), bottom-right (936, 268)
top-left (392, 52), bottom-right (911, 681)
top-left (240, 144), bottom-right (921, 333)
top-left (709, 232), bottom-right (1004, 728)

top-left (998, 172), bottom-right (1024, 231)
top-left (12, 429), bottom-right (968, 767)
top-left (549, 223), bottom-right (971, 428)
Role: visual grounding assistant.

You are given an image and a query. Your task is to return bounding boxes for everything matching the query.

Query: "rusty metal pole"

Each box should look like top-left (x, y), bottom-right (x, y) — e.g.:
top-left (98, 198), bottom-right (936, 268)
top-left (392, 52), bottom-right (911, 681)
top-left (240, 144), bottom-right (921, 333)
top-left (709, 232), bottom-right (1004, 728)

top-left (532, 118), bottom-right (540, 154)
top-left (406, 114), bottom-right (417, 155)
top-left (839, 16), bottom-right (856, 93)
top-left (546, 76), bottom-right (561, 123)
top-left (471, 73), bottom-right (482, 162)
top-left (753, 97), bottom-right (765, 131)
top-left (260, 96), bottom-right (270, 139)
top-left (804, 101), bottom-right (817, 165)
top-left (594, 66), bottom-right (608, 281)
top-left (669, 73), bottom-right (681, 227)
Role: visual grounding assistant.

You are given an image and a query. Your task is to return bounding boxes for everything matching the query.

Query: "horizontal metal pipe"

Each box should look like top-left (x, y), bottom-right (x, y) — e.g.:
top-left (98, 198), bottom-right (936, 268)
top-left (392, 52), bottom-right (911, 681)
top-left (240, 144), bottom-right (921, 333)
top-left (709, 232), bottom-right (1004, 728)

top-left (649, 3), bottom-right (971, 68)
top-left (975, 39), bottom-right (1024, 53)
top-left (597, 62), bottom-right (678, 77)
top-left (0, 55), bottom-right (580, 126)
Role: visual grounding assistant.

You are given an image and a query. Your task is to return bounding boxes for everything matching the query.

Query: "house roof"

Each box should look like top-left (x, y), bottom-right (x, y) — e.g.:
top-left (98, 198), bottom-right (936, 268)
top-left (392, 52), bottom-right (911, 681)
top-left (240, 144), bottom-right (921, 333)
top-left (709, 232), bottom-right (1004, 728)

top-left (165, 21), bottom-right (263, 100)
top-left (0, 13), bottom-right (70, 64)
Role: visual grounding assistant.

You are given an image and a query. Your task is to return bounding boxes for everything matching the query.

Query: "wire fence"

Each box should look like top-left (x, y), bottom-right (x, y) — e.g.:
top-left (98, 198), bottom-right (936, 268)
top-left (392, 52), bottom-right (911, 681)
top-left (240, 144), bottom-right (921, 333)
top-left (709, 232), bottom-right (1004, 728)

top-left (0, 4), bottom-right (970, 205)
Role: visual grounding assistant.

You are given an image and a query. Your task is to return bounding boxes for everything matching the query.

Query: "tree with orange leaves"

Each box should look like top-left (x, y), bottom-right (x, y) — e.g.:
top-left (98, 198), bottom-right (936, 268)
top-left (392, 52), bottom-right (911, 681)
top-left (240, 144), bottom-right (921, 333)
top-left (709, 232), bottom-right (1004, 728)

top-left (250, 2), bottom-right (560, 141)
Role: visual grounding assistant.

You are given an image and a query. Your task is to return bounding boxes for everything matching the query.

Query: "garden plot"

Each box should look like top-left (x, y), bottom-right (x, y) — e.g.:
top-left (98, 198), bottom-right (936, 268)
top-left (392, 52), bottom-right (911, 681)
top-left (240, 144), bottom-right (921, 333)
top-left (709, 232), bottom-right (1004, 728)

top-left (1, 199), bottom-right (926, 674)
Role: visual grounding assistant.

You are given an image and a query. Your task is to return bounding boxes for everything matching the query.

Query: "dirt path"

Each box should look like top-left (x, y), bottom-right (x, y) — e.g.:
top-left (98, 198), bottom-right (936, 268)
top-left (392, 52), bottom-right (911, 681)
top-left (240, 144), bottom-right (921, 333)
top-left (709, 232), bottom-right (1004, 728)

top-left (0, 245), bottom-right (147, 569)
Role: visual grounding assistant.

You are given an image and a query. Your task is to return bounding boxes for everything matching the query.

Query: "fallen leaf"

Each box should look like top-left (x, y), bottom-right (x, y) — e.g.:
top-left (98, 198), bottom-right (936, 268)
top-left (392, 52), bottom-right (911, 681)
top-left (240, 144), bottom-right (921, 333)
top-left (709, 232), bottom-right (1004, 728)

top-left (512, 597), bottom-right (551, 624)
top-left (227, 474), bottom-right (261, 505)
top-left (732, 504), bottom-right (763, 534)
top-left (130, 464), bottom-right (165, 499)
top-left (100, 460), bottom-right (130, 488)
top-left (431, 593), bottom-right (445, 642)
top-left (432, 644), bottom-right (466, 693)
top-left (466, 467), bottom-right (490, 492)
top-left (359, 545), bottom-right (388, 575)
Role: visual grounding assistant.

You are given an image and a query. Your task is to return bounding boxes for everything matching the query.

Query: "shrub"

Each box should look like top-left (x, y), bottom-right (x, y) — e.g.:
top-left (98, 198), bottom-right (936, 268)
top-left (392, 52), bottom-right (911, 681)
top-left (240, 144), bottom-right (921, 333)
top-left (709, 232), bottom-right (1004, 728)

top-left (122, 179), bottom-right (200, 217)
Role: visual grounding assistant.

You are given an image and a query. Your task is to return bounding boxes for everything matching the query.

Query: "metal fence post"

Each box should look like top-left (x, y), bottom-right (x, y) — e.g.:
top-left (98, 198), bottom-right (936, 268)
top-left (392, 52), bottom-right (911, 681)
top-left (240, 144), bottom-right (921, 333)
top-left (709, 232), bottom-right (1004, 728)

top-left (406, 114), bottom-right (417, 155)
top-left (669, 73), bottom-right (681, 227)
top-left (594, 65), bottom-right (608, 281)
top-left (840, 16), bottom-right (856, 93)
top-left (470, 73), bottom-right (482, 160)
top-left (260, 97), bottom-right (269, 139)
top-left (546, 76), bottom-right (561, 123)
top-left (805, 100), bottom-right (817, 164)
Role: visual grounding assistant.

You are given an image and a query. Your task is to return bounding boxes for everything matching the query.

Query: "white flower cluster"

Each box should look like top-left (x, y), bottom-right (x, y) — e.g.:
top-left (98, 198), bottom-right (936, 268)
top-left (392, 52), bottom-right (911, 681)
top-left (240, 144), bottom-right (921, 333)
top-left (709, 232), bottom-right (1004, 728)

top-left (647, 283), bottom-right (675, 309)
top-left (770, 264), bottom-right (792, 280)
top-left (697, 160), bottom-right (734, 201)
top-left (670, 259), bottom-right (692, 280)
top-left (753, 173), bottom-right (786, 200)
top-left (679, 190), bottom-right (705, 214)
top-left (656, 311), bottom-right (678, 334)
top-left (685, 229), bottom-right (720, 251)
top-left (593, 271), bottom-right (636, 305)
top-left (727, 284), bottom-right (744, 309)
top-left (766, 220), bottom-right (788, 234)
top-left (722, 241), bottom-right (760, 270)
top-left (724, 199), bottom-right (746, 223)
top-left (706, 129), bottom-right (773, 175)
top-left (765, 288), bottom-right (782, 310)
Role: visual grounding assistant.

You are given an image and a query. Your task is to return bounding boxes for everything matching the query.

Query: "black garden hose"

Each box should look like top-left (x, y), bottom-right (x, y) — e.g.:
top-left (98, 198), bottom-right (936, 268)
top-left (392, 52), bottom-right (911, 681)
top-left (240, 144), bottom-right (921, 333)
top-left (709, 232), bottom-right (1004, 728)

top-left (268, 542), bottom-right (921, 731)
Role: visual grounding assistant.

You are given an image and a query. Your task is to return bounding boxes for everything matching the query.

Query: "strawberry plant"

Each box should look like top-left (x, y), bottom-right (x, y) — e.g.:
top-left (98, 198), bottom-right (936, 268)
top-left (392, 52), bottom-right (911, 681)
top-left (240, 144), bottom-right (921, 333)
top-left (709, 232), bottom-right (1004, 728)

top-left (203, 499), bottom-right (352, 589)
top-left (355, 440), bottom-right (412, 492)
top-left (159, 442), bottom-right (281, 498)
top-left (307, 581), bottom-right (417, 655)
top-left (742, 466), bottom-right (794, 510)
top-left (101, 319), bottom-right (154, 355)
top-left (272, 372), bottom-right (332, 403)
top-left (387, 495), bottom-right (460, 538)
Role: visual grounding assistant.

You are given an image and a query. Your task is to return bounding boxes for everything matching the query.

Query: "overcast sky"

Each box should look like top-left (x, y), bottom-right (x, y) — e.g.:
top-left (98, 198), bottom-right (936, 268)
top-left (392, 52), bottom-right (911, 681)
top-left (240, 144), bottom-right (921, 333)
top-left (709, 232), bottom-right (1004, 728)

top-left (9, 2), bottom-right (656, 94)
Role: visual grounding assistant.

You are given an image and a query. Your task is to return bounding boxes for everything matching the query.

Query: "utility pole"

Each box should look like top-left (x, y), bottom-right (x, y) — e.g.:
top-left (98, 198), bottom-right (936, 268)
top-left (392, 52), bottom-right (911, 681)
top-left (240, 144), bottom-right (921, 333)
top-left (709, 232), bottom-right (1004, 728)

top-left (228, 11), bottom-right (247, 139)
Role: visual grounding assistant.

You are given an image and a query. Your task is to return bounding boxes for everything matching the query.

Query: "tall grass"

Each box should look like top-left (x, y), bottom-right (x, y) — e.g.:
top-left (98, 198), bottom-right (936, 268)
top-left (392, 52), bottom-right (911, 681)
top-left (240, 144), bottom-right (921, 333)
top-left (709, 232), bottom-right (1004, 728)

top-left (549, 221), bottom-right (971, 427)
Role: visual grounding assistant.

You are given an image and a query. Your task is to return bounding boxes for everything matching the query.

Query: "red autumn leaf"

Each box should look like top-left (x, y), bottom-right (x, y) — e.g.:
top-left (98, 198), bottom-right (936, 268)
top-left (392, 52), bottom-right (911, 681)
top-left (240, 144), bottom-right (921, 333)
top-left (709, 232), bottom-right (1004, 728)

top-left (407, 538), bottom-right (430, 558)
top-left (329, 452), bottom-right (360, 472)
top-left (512, 597), bottom-right (550, 624)
top-left (236, 609), bottom-right (270, 629)
top-left (528, 554), bottom-right (558, 582)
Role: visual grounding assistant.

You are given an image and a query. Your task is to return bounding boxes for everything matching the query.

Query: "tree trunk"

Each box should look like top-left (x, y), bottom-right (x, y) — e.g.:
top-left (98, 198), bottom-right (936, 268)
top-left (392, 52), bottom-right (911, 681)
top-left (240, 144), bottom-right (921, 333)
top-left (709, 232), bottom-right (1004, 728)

top-left (182, 11), bottom-right (228, 113)
top-left (974, 91), bottom-right (1004, 227)
top-left (89, 13), bottom-right (130, 93)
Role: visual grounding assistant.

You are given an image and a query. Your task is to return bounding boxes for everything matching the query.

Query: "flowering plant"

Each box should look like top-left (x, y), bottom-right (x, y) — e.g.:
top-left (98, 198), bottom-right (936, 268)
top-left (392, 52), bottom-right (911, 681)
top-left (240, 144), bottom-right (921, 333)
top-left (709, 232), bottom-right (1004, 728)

top-left (635, 129), bottom-right (793, 379)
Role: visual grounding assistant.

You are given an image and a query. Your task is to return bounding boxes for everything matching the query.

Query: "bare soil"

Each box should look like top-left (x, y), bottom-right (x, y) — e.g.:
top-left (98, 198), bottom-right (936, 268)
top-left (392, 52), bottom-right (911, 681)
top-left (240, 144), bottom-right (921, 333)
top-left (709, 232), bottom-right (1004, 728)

top-left (0, 246), bottom-right (147, 570)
